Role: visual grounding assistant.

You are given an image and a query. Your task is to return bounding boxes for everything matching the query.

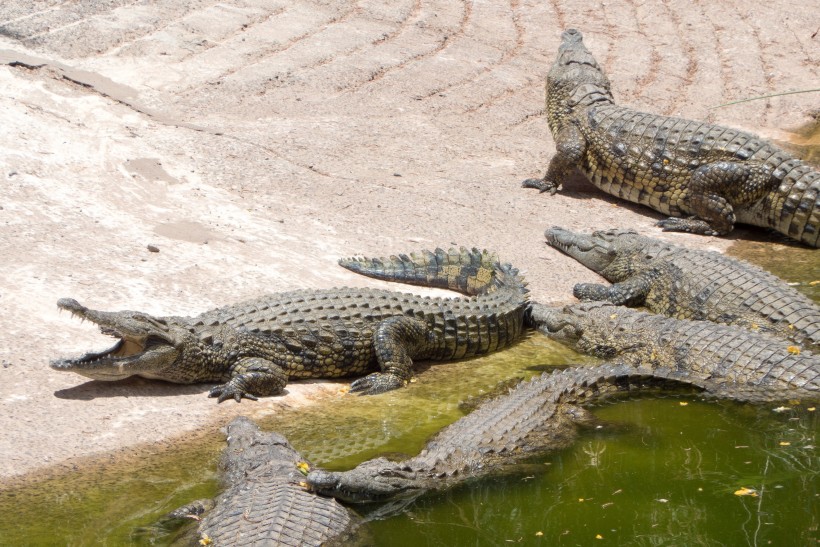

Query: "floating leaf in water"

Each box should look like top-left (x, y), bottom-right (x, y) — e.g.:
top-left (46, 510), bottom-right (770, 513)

top-left (773, 406), bottom-right (789, 413)
top-left (656, 498), bottom-right (669, 503)
top-left (779, 441), bottom-right (791, 446)
top-left (535, 531), bottom-right (543, 537)
top-left (595, 534), bottom-right (603, 539)
top-left (809, 280), bottom-right (820, 286)
top-left (809, 407), bottom-right (816, 412)
top-left (786, 346), bottom-right (800, 355)
top-left (734, 487), bottom-right (758, 497)
top-left (679, 402), bottom-right (689, 406)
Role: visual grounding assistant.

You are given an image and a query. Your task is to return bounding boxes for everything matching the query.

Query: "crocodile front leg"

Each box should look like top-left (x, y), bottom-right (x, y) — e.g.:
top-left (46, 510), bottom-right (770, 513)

top-left (573, 268), bottom-right (661, 307)
top-left (350, 316), bottom-right (431, 395)
top-left (209, 357), bottom-right (288, 403)
top-left (522, 124), bottom-right (587, 194)
top-left (657, 161), bottom-right (773, 236)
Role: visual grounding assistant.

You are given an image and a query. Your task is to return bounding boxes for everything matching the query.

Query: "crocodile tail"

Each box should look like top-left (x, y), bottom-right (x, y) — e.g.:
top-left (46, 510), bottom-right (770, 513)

top-left (339, 247), bottom-right (527, 297)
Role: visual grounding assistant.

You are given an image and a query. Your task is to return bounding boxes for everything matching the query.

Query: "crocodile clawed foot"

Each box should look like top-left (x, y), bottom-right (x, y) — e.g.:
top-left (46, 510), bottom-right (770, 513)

top-left (208, 383), bottom-right (260, 403)
top-left (573, 283), bottom-right (609, 301)
top-left (656, 217), bottom-right (722, 236)
top-left (349, 372), bottom-right (407, 395)
top-left (521, 178), bottom-right (559, 195)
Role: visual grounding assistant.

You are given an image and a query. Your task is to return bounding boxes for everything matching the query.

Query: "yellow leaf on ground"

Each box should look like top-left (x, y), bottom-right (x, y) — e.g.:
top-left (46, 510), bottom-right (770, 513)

top-left (787, 346), bottom-right (800, 355)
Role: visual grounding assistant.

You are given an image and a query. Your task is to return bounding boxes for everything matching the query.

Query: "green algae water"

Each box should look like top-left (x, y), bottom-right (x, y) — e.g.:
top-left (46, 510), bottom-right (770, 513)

top-left (0, 245), bottom-right (817, 546)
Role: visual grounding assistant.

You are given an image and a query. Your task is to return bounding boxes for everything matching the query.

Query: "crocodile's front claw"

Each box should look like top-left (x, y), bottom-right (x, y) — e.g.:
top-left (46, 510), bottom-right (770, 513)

top-left (656, 217), bottom-right (721, 236)
top-left (349, 372), bottom-right (407, 395)
top-left (573, 283), bottom-right (610, 301)
top-left (521, 177), bottom-right (559, 195)
top-left (208, 382), bottom-right (260, 403)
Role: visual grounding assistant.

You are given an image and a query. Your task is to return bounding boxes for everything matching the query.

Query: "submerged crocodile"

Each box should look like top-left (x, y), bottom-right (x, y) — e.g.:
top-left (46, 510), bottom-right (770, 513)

top-left (530, 302), bottom-right (820, 401)
top-left (523, 29), bottom-right (820, 247)
top-left (545, 226), bottom-right (820, 350)
top-left (307, 363), bottom-right (695, 505)
top-left (307, 303), bottom-right (819, 505)
top-left (51, 248), bottom-right (529, 401)
top-left (168, 416), bottom-right (366, 546)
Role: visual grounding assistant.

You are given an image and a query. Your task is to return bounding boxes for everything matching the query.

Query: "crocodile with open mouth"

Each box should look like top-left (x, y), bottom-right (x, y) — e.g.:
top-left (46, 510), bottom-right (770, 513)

top-left (51, 247), bottom-right (529, 401)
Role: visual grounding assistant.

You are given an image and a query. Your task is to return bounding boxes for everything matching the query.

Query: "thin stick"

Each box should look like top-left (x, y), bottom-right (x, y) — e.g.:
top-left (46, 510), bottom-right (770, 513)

top-left (709, 89), bottom-right (820, 109)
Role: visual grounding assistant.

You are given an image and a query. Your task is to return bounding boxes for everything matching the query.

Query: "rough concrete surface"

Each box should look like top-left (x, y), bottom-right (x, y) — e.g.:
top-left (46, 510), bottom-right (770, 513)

top-left (0, 0), bottom-right (817, 481)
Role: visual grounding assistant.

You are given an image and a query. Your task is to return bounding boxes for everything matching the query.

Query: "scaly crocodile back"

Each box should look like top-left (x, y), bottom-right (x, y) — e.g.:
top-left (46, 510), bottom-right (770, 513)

top-left (306, 363), bottom-right (699, 505)
top-left (198, 417), bottom-right (362, 545)
top-left (579, 106), bottom-right (820, 246)
top-left (649, 246), bottom-right (819, 349)
top-left (412, 363), bottom-right (691, 475)
top-left (532, 302), bottom-right (820, 401)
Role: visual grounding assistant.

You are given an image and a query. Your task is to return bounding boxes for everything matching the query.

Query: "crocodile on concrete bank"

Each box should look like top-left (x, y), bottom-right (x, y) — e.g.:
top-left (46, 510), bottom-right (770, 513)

top-left (51, 248), bottom-right (529, 401)
top-left (307, 363), bottom-right (697, 505)
top-left (166, 416), bottom-right (366, 546)
top-left (523, 29), bottom-right (820, 247)
top-left (530, 302), bottom-right (820, 402)
top-left (545, 226), bottom-right (820, 350)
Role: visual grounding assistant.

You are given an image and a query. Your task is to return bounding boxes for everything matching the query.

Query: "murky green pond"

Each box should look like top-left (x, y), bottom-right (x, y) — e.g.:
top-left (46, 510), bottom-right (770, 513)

top-left (0, 244), bottom-right (817, 546)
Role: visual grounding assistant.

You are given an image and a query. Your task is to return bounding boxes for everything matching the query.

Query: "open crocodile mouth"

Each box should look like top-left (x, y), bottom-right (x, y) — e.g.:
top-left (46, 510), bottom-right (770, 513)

top-left (51, 333), bottom-right (168, 379)
top-left (50, 298), bottom-right (176, 380)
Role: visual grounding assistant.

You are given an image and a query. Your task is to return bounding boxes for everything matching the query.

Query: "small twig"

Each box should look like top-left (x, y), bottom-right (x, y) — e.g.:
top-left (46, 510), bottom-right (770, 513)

top-left (709, 88), bottom-right (820, 109)
top-left (752, 456), bottom-right (771, 547)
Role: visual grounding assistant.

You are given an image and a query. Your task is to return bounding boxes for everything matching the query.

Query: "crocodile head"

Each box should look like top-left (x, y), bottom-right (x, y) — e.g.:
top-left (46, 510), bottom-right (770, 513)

top-left (528, 303), bottom-right (585, 348)
top-left (531, 302), bottom-right (653, 360)
top-left (546, 227), bottom-right (669, 282)
top-left (547, 29), bottom-right (612, 117)
top-left (545, 226), bottom-right (622, 273)
top-left (51, 298), bottom-right (185, 381)
top-left (306, 458), bottom-right (422, 504)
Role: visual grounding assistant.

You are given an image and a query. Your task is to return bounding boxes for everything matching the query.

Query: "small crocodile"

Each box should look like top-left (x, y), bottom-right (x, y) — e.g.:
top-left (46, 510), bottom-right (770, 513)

top-left (306, 363), bottom-right (695, 505)
top-left (523, 29), bottom-right (820, 247)
top-left (51, 248), bottom-right (529, 401)
top-left (167, 416), bottom-right (367, 546)
top-left (530, 302), bottom-right (820, 402)
top-left (545, 226), bottom-right (820, 350)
